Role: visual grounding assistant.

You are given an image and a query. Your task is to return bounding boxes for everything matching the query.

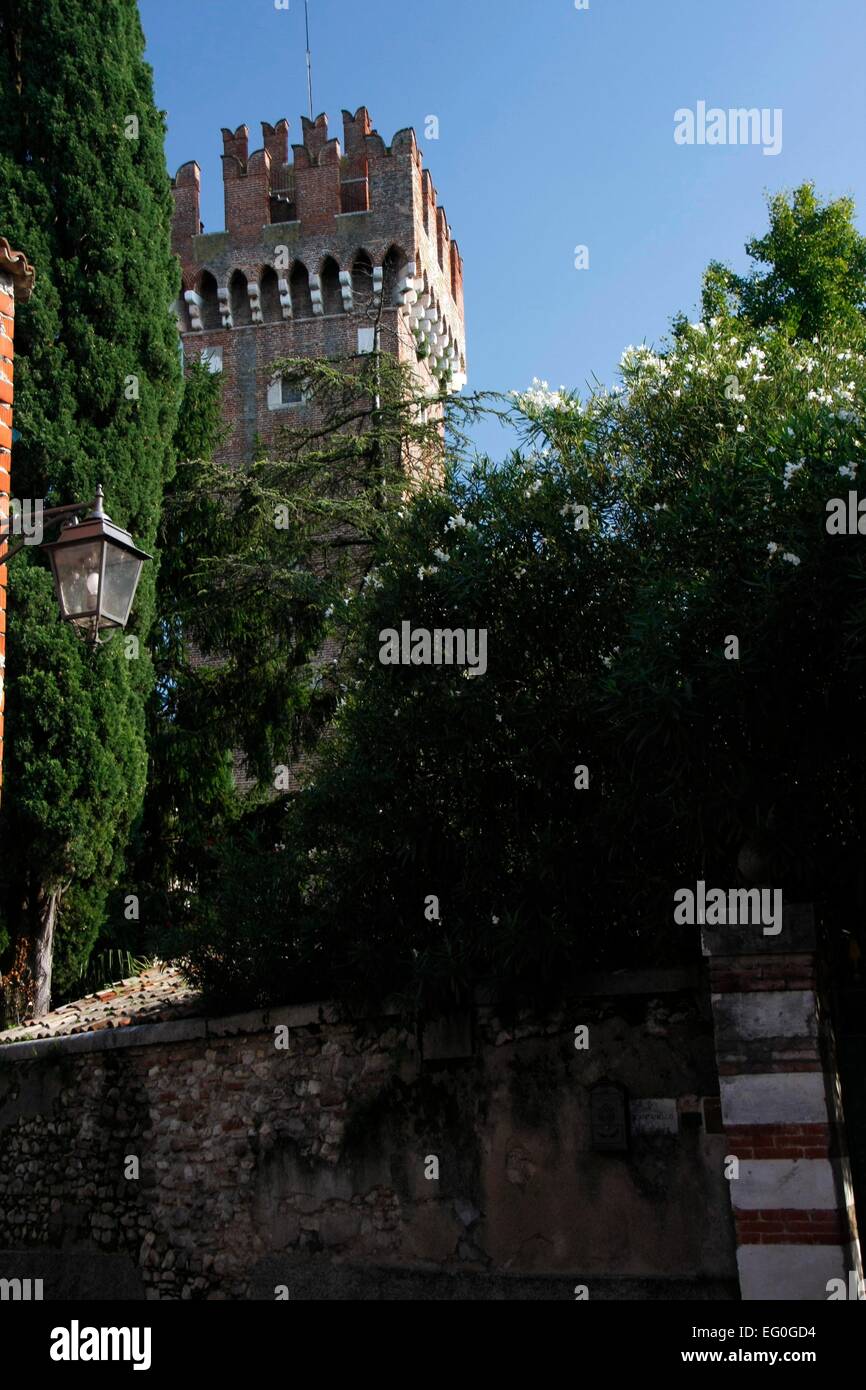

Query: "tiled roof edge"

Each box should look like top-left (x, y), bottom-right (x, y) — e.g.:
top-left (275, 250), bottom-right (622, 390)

top-left (0, 1000), bottom-right (364, 1061)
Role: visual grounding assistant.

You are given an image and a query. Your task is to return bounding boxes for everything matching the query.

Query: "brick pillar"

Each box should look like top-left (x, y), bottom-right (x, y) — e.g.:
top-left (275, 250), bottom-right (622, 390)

top-left (704, 905), bottom-right (863, 1300)
top-left (0, 238), bottom-right (35, 805)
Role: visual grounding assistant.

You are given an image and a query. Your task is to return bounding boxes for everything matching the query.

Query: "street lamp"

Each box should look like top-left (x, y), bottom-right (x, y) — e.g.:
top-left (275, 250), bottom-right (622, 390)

top-left (0, 485), bottom-right (151, 646)
top-left (42, 486), bottom-right (151, 645)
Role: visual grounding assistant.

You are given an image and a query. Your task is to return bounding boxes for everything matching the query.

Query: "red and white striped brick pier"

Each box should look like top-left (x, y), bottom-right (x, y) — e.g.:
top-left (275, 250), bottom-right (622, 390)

top-left (704, 904), bottom-right (862, 1299)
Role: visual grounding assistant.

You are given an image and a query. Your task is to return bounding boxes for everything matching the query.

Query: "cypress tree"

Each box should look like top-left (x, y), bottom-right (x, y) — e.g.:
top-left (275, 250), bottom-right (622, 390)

top-left (0, 0), bottom-right (181, 1020)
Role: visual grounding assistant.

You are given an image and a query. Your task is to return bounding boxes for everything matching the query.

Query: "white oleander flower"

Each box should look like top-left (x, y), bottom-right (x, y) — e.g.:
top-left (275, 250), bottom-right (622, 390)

top-left (510, 377), bottom-right (581, 418)
top-left (783, 460), bottom-right (805, 489)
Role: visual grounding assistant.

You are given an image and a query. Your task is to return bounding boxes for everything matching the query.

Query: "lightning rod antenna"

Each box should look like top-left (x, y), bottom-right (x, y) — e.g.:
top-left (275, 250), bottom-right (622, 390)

top-left (304, 0), bottom-right (314, 122)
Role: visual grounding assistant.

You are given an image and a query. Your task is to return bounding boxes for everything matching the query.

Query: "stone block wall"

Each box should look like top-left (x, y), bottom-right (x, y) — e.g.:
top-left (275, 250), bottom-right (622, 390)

top-left (0, 973), bottom-right (738, 1300)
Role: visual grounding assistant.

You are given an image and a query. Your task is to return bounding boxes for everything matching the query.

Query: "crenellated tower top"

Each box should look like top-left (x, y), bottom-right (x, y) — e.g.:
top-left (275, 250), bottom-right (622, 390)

top-left (170, 107), bottom-right (466, 464)
top-left (171, 109), bottom-right (463, 313)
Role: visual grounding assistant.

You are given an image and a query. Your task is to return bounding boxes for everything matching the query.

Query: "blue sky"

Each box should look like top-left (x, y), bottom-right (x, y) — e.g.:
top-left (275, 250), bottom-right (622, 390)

top-left (141, 0), bottom-right (866, 457)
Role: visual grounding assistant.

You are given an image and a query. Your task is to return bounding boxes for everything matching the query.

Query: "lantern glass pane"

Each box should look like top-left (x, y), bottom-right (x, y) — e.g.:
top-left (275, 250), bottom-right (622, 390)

top-left (51, 539), bottom-right (103, 618)
top-left (100, 543), bottom-right (143, 625)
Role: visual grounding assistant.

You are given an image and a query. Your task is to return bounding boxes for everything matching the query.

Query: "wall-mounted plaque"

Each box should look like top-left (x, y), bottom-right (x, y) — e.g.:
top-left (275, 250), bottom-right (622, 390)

top-left (590, 1081), bottom-right (629, 1152)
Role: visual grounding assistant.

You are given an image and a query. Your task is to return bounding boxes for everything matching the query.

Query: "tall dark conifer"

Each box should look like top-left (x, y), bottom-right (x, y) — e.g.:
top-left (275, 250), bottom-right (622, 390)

top-left (0, 0), bottom-right (181, 1019)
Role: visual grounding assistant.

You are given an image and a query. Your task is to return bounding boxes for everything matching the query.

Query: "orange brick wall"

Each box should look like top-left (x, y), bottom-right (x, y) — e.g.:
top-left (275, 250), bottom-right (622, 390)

top-left (0, 240), bottom-right (35, 806)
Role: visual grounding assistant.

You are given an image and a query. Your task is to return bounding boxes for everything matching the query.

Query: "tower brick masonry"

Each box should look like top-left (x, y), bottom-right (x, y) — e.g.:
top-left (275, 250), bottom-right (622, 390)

top-left (171, 109), bottom-right (467, 470)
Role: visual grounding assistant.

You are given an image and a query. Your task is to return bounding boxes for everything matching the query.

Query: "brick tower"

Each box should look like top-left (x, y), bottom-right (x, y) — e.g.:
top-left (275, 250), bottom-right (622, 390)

top-left (170, 108), bottom-right (467, 469)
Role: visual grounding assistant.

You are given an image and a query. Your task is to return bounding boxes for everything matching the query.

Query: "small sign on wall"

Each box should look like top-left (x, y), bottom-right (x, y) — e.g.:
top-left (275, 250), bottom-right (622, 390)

top-left (629, 1098), bottom-right (679, 1135)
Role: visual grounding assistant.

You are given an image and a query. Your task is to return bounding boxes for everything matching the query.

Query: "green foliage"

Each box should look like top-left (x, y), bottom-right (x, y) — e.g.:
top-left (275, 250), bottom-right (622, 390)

top-left (163, 186), bottom-right (866, 1015)
top-left (159, 800), bottom-right (314, 1012)
top-left (55, 948), bottom-right (153, 1006)
top-left (590, 324), bottom-right (866, 914)
top-left (284, 447), bottom-right (642, 1012)
top-left (130, 349), bottom-right (452, 966)
top-left (124, 361), bottom-right (235, 925)
top-left (700, 184), bottom-right (866, 341)
top-left (0, 0), bottom-right (181, 1015)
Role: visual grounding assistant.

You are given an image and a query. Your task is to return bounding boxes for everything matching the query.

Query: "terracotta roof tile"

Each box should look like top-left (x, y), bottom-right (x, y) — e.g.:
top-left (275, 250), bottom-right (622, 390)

top-left (0, 964), bottom-right (201, 1045)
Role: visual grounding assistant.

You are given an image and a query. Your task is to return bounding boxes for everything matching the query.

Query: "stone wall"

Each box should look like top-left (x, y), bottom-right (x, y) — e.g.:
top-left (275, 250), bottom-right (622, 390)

top-left (0, 971), bottom-right (739, 1300)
